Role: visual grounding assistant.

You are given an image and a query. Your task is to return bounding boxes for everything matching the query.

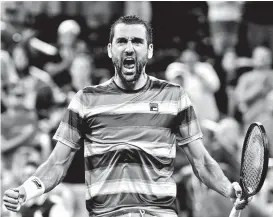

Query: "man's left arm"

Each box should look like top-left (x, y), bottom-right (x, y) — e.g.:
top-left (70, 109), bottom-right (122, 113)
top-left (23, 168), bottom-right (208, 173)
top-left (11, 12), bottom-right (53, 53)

top-left (180, 138), bottom-right (239, 200)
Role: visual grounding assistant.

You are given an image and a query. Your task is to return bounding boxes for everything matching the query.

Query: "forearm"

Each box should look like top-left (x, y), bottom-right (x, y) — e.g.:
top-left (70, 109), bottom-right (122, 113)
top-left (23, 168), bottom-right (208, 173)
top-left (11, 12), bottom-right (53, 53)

top-left (49, 59), bottom-right (72, 77)
top-left (242, 84), bottom-right (267, 104)
top-left (33, 149), bottom-right (75, 193)
top-left (33, 161), bottom-right (65, 193)
top-left (192, 157), bottom-right (232, 198)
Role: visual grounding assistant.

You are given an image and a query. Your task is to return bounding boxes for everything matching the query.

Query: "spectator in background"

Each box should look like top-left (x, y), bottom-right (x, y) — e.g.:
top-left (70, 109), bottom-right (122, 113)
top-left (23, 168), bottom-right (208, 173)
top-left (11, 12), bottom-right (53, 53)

top-left (11, 43), bottom-right (59, 110)
top-left (35, 85), bottom-right (66, 138)
top-left (69, 54), bottom-right (94, 93)
top-left (165, 49), bottom-right (220, 122)
top-left (44, 20), bottom-right (89, 87)
top-left (207, 1), bottom-right (244, 57)
top-left (1, 50), bottom-right (19, 113)
top-left (1, 83), bottom-right (38, 169)
top-left (7, 41), bottom-right (66, 142)
top-left (221, 48), bottom-right (253, 117)
top-left (235, 46), bottom-right (273, 129)
top-left (1, 50), bottom-right (18, 91)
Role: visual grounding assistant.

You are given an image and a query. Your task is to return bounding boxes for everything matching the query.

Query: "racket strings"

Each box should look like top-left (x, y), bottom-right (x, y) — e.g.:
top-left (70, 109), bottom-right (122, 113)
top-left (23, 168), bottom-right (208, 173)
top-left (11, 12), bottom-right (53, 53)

top-left (242, 127), bottom-right (264, 194)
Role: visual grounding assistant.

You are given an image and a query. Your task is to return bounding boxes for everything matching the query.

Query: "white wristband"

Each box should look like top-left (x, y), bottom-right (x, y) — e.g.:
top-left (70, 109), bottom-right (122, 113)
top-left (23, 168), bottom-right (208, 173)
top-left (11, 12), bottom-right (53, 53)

top-left (22, 176), bottom-right (45, 201)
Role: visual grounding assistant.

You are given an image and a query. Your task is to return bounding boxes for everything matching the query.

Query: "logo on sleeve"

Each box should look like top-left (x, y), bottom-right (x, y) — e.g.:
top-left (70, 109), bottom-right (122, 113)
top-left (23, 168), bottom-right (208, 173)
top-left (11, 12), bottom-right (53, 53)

top-left (32, 178), bottom-right (42, 189)
top-left (150, 103), bottom-right (158, 112)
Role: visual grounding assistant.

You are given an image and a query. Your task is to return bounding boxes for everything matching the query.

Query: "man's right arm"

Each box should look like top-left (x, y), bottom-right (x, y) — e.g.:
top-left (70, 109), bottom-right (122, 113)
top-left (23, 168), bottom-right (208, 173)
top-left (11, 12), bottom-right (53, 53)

top-left (3, 141), bottom-right (77, 212)
top-left (32, 141), bottom-right (77, 192)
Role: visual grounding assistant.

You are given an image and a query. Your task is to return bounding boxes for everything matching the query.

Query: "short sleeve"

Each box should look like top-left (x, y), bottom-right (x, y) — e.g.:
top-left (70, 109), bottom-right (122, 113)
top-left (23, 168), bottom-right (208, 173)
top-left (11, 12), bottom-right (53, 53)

top-left (53, 90), bottom-right (85, 150)
top-left (175, 87), bottom-right (203, 146)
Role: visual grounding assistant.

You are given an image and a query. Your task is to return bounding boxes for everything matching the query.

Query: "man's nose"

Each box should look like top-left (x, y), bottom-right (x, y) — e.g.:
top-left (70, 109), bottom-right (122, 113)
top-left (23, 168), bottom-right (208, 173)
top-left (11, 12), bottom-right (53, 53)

top-left (125, 41), bottom-right (134, 54)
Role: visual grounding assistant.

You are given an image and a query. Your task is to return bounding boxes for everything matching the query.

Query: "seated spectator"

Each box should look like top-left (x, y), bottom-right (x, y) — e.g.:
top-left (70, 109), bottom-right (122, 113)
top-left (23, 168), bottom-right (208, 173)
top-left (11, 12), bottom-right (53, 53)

top-left (35, 86), bottom-right (66, 138)
top-left (165, 49), bottom-right (220, 122)
top-left (1, 50), bottom-right (19, 113)
top-left (235, 46), bottom-right (273, 129)
top-left (44, 20), bottom-right (89, 87)
top-left (69, 54), bottom-right (94, 91)
top-left (221, 48), bottom-right (253, 116)
top-left (11, 43), bottom-right (62, 110)
top-left (1, 84), bottom-right (38, 168)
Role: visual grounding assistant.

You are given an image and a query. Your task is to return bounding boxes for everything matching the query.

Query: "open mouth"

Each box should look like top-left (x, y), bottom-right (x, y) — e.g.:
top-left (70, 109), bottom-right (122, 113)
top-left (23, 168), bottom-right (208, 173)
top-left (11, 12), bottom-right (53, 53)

top-left (123, 58), bottom-right (135, 69)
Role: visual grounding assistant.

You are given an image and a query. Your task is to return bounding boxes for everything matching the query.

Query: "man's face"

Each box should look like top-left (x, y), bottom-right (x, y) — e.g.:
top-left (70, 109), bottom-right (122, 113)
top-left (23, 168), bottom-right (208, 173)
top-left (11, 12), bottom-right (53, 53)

top-left (12, 47), bottom-right (29, 70)
top-left (252, 48), bottom-right (272, 69)
top-left (70, 56), bottom-right (93, 85)
top-left (180, 50), bottom-right (199, 70)
top-left (108, 24), bottom-right (153, 83)
top-left (58, 32), bottom-right (77, 47)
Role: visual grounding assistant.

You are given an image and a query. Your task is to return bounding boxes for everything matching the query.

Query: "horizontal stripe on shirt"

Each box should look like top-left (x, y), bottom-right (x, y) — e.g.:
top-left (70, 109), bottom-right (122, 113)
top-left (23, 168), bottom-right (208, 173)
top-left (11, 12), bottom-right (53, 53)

top-left (84, 101), bottom-right (178, 117)
top-left (85, 112), bottom-right (176, 129)
top-left (86, 126), bottom-right (175, 145)
top-left (86, 179), bottom-right (177, 199)
top-left (81, 87), bottom-right (181, 107)
top-left (85, 164), bottom-right (173, 184)
top-left (84, 148), bottom-right (174, 171)
top-left (84, 140), bottom-right (176, 158)
top-left (86, 196), bottom-right (177, 216)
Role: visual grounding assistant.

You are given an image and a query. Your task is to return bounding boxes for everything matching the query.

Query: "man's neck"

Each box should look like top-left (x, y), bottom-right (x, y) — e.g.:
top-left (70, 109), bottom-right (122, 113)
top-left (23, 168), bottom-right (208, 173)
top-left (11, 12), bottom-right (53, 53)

top-left (114, 72), bottom-right (148, 91)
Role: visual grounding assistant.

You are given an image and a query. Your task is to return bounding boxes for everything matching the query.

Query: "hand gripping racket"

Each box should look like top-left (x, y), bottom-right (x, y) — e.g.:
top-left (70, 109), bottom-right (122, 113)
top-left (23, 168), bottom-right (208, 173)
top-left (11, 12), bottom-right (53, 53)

top-left (229, 122), bottom-right (269, 217)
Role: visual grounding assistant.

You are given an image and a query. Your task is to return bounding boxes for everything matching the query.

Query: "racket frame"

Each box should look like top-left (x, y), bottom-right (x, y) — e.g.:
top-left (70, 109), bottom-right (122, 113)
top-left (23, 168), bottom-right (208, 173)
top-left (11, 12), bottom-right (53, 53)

top-left (239, 122), bottom-right (269, 199)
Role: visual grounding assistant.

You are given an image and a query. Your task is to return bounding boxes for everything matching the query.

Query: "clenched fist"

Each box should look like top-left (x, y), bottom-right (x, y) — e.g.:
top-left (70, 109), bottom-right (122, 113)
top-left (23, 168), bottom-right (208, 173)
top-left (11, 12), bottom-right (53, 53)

top-left (3, 186), bottom-right (26, 212)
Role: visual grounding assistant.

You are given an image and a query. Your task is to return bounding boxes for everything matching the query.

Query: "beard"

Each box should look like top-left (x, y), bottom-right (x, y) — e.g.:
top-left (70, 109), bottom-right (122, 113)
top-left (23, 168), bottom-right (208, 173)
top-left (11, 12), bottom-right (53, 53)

top-left (112, 55), bottom-right (148, 83)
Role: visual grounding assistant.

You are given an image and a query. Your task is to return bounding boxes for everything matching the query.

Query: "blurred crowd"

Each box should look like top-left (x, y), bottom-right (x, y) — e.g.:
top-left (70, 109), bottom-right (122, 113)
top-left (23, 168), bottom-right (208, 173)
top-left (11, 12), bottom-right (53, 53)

top-left (1, 1), bottom-right (273, 217)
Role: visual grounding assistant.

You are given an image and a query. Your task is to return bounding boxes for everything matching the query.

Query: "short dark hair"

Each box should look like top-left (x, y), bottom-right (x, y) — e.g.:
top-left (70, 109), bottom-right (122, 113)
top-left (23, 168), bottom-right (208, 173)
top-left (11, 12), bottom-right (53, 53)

top-left (109, 15), bottom-right (153, 45)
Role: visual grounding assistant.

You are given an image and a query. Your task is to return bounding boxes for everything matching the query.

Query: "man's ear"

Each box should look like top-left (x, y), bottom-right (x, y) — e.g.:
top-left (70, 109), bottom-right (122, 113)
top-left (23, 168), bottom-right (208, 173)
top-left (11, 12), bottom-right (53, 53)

top-left (148, 44), bottom-right (153, 59)
top-left (107, 43), bottom-right (112, 58)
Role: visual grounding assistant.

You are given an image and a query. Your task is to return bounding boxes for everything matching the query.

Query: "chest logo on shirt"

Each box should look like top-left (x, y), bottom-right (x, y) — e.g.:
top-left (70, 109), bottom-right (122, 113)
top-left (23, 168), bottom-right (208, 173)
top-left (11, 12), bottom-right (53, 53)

top-left (150, 102), bottom-right (158, 112)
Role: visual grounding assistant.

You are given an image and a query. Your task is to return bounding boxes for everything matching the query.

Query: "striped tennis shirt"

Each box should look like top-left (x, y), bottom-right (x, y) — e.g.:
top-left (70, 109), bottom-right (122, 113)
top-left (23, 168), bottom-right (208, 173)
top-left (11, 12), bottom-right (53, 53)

top-left (53, 76), bottom-right (203, 217)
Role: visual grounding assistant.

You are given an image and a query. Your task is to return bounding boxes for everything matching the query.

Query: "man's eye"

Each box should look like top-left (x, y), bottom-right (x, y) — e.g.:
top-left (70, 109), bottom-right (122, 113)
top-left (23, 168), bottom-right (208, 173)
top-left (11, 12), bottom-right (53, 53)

top-left (117, 39), bottom-right (127, 44)
top-left (132, 39), bottom-right (143, 44)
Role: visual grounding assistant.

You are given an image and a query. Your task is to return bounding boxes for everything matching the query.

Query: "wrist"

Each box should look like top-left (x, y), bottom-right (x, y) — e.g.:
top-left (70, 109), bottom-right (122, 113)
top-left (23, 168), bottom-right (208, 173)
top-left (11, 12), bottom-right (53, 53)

top-left (226, 183), bottom-right (235, 199)
top-left (17, 186), bottom-right (27, 203)
top-left (22, 176), bottom-right (45, 202)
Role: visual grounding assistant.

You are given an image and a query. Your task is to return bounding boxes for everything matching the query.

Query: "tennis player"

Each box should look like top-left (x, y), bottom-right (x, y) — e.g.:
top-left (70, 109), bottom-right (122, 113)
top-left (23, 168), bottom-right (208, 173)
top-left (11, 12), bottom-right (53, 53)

top-left (3, 15), bottom-right (249, 217)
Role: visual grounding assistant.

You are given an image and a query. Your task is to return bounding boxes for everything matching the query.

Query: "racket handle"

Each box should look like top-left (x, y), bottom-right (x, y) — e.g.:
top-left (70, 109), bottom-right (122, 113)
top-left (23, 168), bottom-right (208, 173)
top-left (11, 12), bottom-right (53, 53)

top-left (229, 206), bottom-right (241, 217)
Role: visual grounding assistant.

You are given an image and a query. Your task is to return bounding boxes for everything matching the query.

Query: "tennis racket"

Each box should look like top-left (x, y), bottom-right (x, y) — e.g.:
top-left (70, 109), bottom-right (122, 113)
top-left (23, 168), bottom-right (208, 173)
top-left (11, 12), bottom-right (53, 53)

top-left (229, 122), bottom-right (269, 217)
